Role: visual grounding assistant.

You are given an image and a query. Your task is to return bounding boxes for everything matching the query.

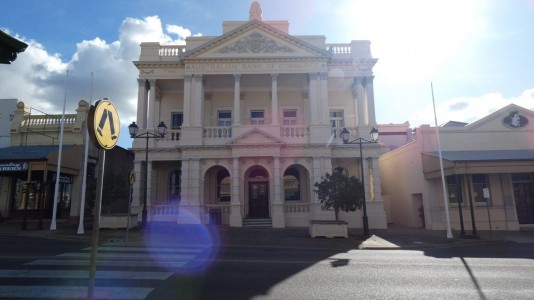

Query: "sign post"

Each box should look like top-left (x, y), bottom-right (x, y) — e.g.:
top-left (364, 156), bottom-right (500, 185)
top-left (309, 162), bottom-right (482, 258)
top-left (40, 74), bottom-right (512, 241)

top-left (86, 98), bottom-right (120, 299)
top-left (125, 170), bottom-right (136, 241)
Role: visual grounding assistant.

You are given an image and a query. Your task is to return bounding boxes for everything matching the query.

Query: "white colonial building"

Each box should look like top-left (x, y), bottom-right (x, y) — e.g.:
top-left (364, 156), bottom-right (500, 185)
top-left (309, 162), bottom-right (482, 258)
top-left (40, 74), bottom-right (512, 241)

top-left (130, 1), bottom-right (388, 229)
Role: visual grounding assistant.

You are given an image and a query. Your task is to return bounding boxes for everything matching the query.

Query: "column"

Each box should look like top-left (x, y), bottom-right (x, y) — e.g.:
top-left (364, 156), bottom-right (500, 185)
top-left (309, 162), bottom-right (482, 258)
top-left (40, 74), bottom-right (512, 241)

top-left (365, 76), bottom-right (377, 126)
top-left (352, 85), bottom-right (359, 126)
top-left (137, 79), bottom-right (148, 128)
top-left (354, 76), bottom-right (365, 126)
top-left (192, 75), bottom-right (203, 127)
top-left (272, 156), bottom-right (285, 228)
top-left (367, 156), bottom-right (387, 229)
top-left (183, 75), bottom-right (192, 127)
top-left (132, 161), bottom-right (142, 212)
top-left (271, 74), bottom-right (279, 125)
top-left (319, 73), bottom-right (329, 125)
top-left (147, 79), bottom-right (157, 129)
top-left (233, 74), bottom-right (241, 125)
top-left (308, 73), bottom-right (319, 125)
top-left (230, 157), bottom-right (243, 227)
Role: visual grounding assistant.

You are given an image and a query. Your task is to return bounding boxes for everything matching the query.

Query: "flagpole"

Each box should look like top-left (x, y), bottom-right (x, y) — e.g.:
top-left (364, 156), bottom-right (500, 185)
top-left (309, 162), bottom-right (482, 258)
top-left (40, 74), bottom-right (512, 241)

top-left (77, 72), bottom-right (93, 234)
top-left (432, 82), bottom-right (453, 239)
top-left (50, 70), bottom-right (69, 230)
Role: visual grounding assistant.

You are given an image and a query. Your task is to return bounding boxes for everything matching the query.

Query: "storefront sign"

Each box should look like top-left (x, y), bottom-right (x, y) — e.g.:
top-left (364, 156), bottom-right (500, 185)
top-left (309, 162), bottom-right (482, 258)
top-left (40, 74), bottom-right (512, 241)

top-left (53, 174), bottom-right (73, 184)
top-left (0, 162), bottom-right (29, 172)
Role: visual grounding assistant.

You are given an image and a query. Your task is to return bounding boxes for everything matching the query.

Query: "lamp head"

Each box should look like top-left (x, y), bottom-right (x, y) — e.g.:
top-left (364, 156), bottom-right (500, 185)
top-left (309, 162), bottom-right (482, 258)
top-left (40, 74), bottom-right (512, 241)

top-left (370, 127), bottom-right (379, 141)
top-left (340, 128), bottom-right (350, 144)
top-left (128, 121), bottom-right (139, 138)
top-left (157, 121), bottom-right (167, 137)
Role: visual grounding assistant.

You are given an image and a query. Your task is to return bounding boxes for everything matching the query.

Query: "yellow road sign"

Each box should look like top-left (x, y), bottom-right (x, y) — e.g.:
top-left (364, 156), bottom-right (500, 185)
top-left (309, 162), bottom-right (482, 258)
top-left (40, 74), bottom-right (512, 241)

top-left (129, 170), bottom-right (136, 185)
top-left (88, 98), bottom-right (120, 150)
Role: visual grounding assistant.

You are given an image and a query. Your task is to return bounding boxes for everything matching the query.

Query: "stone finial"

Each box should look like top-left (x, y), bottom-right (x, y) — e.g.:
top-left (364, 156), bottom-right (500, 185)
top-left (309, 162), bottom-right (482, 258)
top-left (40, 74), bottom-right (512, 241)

top-left (249, 1), bottom-right (262, 21)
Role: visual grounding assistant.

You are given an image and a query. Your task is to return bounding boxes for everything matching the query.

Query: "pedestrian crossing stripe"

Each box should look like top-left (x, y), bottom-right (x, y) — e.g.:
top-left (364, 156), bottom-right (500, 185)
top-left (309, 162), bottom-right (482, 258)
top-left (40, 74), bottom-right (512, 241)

top-left (57, 252), bottom-right (197, 260)
top-left (0, 242), bottom-right (209, 299)
top-left (84, 245), bottom-right (204, 253)
top-left (0, 286), bottom-right (152, 300)
top-left (26, 259), bottom-right (188, 268)
top-left (0, 269), bottom-right (173, 280)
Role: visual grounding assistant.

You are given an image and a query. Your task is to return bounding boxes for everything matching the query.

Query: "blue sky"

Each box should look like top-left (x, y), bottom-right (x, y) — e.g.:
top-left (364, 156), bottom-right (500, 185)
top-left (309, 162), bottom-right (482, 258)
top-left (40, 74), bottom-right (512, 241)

top-left (2, 0), bottom-right (534, 149)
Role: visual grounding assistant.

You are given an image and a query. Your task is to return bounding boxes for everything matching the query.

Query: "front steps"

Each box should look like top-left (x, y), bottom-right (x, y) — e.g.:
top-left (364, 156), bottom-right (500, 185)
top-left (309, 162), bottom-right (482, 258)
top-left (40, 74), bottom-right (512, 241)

top-left (242, 218), bottom-right (272, 228)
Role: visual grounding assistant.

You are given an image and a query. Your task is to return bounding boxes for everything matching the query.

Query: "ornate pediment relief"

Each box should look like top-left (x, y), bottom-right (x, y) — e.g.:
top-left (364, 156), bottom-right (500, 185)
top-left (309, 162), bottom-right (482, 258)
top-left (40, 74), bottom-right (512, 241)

top-left (183, 20), bottom-right (329, 61)
top-left (228, 128), bottom-right (285, 146)
top-left (217, 32), bottom-right (294, 54)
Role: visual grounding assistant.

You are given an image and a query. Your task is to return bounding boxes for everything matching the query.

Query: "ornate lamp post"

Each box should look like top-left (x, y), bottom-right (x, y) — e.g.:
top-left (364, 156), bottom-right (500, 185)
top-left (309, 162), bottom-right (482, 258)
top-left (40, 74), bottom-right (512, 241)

top-left (340, 127), bottom-right (379, 237)
top-left (128, 121), bottom-right (167, 229)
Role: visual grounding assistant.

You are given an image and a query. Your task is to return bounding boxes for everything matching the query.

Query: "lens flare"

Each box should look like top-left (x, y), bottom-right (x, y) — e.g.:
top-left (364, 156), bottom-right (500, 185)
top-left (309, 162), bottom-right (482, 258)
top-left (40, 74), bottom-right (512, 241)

top-left (143, 209), bottom-right (221, 275)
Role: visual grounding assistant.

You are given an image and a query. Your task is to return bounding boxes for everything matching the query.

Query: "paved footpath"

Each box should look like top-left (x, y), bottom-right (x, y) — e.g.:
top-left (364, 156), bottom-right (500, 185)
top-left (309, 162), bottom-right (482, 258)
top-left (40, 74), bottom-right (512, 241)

top-left (1, 219), bottom-right (533, 250)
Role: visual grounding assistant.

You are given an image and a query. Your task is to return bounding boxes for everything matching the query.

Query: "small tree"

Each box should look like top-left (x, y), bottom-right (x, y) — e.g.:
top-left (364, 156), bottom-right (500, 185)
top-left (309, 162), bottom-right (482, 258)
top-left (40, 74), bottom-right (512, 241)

top-left (314, 172), bottom-right (364, 221)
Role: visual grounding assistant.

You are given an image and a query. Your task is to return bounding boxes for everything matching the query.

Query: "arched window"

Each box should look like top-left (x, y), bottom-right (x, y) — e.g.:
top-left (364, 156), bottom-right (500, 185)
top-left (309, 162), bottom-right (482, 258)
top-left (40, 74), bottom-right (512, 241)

top-left (284, 168), bottom-right (300, 201)
top-left (169, 170), bottom-right (181, 202)
top-left (333, 167), bottom-right (346, 176)
top-left (217, 169), bottom-right (231, 202)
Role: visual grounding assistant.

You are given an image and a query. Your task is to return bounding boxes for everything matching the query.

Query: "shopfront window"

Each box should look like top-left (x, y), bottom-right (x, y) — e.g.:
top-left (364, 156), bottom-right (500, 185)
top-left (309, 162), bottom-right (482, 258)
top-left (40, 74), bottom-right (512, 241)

top-left (472, 174), bottom-right (489, 204)
top-left (447, 175), bottom-right (463, 205)
top-left (13, 179), bottom-right (48, 211)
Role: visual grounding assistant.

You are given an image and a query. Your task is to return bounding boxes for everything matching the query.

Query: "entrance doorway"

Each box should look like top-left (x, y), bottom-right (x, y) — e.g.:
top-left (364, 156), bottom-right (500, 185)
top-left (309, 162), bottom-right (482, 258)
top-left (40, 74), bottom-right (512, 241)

top-left (513, 173), bottom-right (534, 224)
top-left (248, 182), bottom-right (269, 218)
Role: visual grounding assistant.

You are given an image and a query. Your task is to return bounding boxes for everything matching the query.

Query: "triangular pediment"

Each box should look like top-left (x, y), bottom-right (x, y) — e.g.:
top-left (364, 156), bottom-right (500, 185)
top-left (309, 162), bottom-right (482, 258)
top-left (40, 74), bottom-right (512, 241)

top-left (465, 103), bottom-right (533, 131)
top-left (227, 128), bottom-right (286, 146)
top-left (182, 20), bottom-right (330, 61)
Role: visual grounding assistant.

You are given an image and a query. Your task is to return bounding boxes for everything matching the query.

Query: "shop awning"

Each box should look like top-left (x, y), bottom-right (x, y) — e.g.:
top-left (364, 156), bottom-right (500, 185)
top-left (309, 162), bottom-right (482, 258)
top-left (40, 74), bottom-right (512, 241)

top-left (422, 150), bottom-right (534, 179)
top-left (0, 145), bottom-right (83, 175)
top-left (0, 145), bottom-right (73, 161)
top-left (423, 150), bottom-right (534, 162)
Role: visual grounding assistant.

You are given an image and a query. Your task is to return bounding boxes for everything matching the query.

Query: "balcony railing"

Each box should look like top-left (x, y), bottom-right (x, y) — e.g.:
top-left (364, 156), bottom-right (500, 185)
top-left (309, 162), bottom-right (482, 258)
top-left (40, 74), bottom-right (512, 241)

top-left (153, 44), bottom-right (351, 60)
top-left (159, 45), bottom-right (186, 57)
top-left (280, 125), bottom-right (308, 138)
top-left (203, 126), bottom-right (232, 139)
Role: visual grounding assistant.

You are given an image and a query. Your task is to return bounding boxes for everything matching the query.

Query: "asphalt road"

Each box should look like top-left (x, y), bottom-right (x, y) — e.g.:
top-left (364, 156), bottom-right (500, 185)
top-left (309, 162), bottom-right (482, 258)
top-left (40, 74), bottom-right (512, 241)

top-left (0, 234), bottom-right (533, 299)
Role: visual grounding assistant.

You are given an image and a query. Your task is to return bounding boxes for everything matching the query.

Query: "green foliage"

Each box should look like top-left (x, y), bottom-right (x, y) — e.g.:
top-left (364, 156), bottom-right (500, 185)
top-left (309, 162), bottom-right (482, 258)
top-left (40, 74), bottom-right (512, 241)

top-left (313, 172), bottom-right (364, 221)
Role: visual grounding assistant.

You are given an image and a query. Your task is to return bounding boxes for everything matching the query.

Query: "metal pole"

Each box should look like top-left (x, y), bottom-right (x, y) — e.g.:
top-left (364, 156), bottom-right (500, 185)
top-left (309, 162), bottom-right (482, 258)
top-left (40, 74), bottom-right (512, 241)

top-left (142, 134), bottom-right (149, 229)
top-left (359, 138), bottom-right (369, 236)
top-left (51, 70), bottom-right (69, 231)
top-left (88, 149), bottom-right (105, 299)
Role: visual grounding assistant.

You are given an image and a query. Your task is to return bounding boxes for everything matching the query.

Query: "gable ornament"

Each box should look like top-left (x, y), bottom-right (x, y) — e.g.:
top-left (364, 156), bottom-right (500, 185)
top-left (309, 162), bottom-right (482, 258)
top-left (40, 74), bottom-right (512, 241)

top-left (218, 32), bottom-right (294, 54)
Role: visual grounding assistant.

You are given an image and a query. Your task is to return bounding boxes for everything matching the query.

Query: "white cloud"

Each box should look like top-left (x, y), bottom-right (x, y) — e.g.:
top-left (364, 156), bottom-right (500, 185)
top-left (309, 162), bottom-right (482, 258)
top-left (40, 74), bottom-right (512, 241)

top-left (409, 89), bottom-right (534, 127)
top-left (0, 15), bottom-right (196, 131)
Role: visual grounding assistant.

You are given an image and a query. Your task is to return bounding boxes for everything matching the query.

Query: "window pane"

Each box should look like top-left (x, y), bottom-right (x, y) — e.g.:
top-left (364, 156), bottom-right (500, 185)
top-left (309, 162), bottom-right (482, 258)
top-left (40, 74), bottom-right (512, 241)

top-left (218, 111), bottom-right (231, 119)
top-left (284, 168), bottom-right (300, 201)
top-left (283, 110), bottom-right (296, 118)
top-left (251, 111), bottom-right (264, 118)
top-left (446, 175), bottom-right (462, 204)
top-left (172, 113), bottom-right (183, 129)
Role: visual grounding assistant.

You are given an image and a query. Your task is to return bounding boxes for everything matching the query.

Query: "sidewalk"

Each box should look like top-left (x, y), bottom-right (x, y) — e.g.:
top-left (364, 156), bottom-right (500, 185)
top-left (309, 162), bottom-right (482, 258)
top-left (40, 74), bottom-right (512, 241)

top-left (1, 219), bottom-right (533, 250)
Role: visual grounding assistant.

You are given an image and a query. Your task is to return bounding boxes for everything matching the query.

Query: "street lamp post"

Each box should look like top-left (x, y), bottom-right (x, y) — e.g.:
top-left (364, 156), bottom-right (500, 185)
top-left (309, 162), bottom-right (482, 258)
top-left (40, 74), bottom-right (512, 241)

top-left (340, 127), bottom-right (379, 237)
top-left (128, 121), bottom-right (167, 229)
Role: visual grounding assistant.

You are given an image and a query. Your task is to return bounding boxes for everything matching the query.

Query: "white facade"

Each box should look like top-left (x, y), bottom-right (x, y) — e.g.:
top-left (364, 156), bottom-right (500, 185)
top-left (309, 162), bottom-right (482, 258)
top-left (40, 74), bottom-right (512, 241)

top-left (131, 2), bottom-right (388, 229)
top-left (0, 99), bottom-right (17, 148)
top-left (380, 104), bottom-right (534, 232)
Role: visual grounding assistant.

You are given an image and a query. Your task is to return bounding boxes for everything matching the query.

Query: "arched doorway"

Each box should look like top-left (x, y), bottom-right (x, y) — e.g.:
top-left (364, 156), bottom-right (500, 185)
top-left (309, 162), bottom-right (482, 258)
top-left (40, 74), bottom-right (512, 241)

top-left (247, 167), bottom-right (269, 218)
